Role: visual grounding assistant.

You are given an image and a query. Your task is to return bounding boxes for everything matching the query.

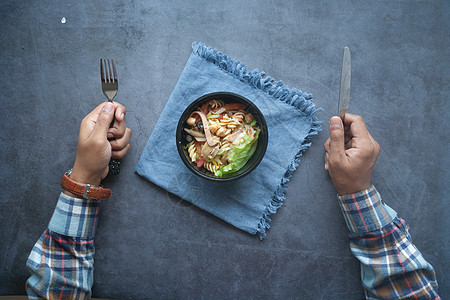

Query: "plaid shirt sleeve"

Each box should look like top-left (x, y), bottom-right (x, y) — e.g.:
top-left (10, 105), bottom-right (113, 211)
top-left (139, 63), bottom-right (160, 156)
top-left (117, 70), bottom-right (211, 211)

top-left (26, 192), bottom-right (101, 299)
top-left (338, 185), bottom-right (440, 299)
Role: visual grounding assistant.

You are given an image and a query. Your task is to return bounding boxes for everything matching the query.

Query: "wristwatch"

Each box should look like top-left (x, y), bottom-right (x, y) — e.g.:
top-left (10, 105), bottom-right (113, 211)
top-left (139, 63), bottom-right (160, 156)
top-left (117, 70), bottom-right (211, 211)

top-left (61, 169), bottom-right (111, 200)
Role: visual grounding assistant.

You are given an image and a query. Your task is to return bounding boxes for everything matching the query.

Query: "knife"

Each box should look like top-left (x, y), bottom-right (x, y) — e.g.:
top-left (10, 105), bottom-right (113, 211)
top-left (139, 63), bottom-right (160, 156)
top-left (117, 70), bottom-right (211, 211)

top-left (338, 46), bottom-right (351, 123)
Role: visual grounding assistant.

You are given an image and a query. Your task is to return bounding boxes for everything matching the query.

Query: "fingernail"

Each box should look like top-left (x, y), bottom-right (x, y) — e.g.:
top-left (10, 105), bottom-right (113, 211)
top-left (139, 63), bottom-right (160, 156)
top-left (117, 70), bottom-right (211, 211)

top-left (107, 133), bottom-right (114, 138)
top-left (103, 102), bottom-right (113, 112)
top-left (121, 113), bottom-right (125, 119)
top-left (330, 117), bottom-right (342, 129)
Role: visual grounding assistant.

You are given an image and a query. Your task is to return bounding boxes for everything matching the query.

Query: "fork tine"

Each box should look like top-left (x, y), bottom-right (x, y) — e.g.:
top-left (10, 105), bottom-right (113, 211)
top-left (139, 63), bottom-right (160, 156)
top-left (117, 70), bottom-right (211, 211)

top-left (100, 58), bottom-right (105, 82)
top-left (106, 59), bottom-right (112, 83)
top-left (100, 58), bottom-right (117, 83)
top-left (107, 59), bottom-right (114, 83)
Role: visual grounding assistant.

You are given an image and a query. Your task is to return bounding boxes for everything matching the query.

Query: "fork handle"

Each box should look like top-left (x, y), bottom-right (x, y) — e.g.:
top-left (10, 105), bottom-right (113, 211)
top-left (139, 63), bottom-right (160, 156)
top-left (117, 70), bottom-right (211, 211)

top-left (108, 159), bottom-right (120, 175)
top-left (108, 116), bottom-right (120, 175)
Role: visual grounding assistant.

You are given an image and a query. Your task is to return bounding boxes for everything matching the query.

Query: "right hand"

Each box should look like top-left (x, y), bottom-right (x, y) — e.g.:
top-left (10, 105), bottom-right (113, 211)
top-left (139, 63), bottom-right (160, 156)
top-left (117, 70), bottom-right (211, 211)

top-left (323, 113), bottom-right (380, 196)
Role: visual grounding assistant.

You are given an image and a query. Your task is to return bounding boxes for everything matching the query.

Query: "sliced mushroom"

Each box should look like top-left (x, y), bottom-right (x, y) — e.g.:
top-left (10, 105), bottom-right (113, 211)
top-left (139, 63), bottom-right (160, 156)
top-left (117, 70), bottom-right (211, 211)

top-left (184, 128), bottom-right (205, 138)
top-left (192, 111), bottom-right (219, 146)
top-left (201, 140), bottom-right (220, 162)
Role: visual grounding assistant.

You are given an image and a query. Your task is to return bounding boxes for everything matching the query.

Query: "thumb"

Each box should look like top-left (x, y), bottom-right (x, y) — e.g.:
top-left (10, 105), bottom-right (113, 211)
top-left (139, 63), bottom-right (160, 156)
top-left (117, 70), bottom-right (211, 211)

top-left (92, 102), bottom-right (114, 139)
top-left (328, 116), bottom-right (345, 159)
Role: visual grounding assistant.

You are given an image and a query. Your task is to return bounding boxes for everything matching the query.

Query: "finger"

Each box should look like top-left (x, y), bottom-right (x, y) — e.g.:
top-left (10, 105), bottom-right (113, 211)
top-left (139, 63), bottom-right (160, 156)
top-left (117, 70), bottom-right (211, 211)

top-left (108, 103), bottom-right (127, 138)
top-left (367, 131), bottom-right (381, 155)
top-left (79, 102), bottom-right (109, 138)
top-left (324, 137), bottom-right (331, 152)
top-left (91, 102), bottom-right (115, 140)
top-left (110, 128), bottom-right (132, 151)
top-left (113, 102), bottom-right (127, 122)
top-left (343, 112), bottom-right (362, 125)
top-left (109, 116), bottom-right (127, 139)
top-left (328, 116), bottom-right (346, 161)
top-left (111, 144), bottom-right (131, 159)
top-left (86, 102), bottom-right (110, 119)
top-left (344, 113), bottom-right (370, 139)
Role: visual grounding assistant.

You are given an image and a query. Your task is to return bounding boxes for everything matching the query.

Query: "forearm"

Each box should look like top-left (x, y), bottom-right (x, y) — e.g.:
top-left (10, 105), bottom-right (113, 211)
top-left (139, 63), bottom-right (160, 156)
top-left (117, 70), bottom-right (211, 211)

top-left (338, 186), bottom-right (439, 299)
top-left (26, 193), bottom-right (100, 299)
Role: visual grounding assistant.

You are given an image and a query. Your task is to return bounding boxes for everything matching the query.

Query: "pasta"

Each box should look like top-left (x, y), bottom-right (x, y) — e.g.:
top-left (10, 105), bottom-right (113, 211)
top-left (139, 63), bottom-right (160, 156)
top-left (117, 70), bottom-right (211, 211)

top-left (187, 142), bottom-right (197, 162)
top-left (204, 161), bottom-right (219, 173)
top-left (183, 99), bottom-right (260, 177)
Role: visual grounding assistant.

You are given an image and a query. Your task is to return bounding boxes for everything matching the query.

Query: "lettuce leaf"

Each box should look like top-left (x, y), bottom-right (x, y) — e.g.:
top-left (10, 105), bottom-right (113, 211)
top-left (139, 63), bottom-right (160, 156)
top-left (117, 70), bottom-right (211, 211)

top-left (215, 130), bottom-right (260, 177)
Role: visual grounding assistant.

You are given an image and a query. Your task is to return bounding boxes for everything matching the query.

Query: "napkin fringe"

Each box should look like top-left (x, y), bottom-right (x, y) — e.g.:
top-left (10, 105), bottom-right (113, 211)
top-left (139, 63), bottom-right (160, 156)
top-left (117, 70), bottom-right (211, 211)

top-left (192, 42), bottom-right (322, 115)
top-left (192, 42), bottom-right (322, 239)
top-left (256, 120), bottom-right (322, 239)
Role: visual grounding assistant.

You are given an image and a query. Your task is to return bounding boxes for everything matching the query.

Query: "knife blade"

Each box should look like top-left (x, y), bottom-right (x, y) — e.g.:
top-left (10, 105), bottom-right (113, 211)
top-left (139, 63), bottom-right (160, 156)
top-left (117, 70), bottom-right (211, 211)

top-left (338, 46), bottom-right (351, 122)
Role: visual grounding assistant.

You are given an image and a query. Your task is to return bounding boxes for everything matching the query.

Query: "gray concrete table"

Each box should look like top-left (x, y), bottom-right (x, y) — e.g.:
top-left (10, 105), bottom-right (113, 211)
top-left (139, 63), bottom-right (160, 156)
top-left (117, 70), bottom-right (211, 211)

top-left (1, 1), bottom-right (448, 298)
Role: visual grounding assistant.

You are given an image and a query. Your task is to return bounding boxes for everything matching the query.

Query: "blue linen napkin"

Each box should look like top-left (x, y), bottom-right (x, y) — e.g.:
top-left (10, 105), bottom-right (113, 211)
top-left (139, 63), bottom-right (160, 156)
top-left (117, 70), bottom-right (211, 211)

top-left (136, 42), bottom-right (322, 239)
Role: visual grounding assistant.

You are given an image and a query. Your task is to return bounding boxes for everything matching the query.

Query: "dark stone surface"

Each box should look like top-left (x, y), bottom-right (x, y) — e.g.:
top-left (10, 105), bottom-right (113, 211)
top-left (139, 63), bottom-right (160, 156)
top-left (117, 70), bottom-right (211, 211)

top-left (1, 0), bottom-right (448, 298)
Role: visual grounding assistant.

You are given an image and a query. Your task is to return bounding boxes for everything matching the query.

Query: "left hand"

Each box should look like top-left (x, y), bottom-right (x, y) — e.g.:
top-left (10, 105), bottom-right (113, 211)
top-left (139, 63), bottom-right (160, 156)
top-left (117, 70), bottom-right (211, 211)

top-left (70, 102), bottom-right (132, 186)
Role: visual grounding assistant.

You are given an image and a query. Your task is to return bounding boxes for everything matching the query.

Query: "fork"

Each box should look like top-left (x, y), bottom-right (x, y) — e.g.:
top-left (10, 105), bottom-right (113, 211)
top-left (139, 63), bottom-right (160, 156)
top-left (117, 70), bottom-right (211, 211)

top-left (100, 58), bottom-right (120, 175)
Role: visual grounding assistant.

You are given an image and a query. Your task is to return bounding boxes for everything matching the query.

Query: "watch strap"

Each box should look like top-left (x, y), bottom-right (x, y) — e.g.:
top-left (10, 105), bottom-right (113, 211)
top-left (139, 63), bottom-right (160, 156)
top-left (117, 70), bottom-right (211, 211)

top-left (61, 171), bottom-right (111, 200)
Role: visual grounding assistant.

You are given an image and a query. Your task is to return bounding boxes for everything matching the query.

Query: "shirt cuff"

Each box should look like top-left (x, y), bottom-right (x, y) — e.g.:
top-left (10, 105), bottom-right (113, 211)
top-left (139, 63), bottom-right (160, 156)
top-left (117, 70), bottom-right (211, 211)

top-left (337, 185), bottom-right (397, 233)
top-left (48, 192), bottom-right (101, 238)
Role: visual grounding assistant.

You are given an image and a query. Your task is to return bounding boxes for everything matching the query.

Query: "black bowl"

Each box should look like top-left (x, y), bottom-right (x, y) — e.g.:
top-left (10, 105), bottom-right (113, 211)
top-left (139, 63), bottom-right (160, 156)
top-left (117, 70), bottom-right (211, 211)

top-left (176, 92), bottom-right (268, 181)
